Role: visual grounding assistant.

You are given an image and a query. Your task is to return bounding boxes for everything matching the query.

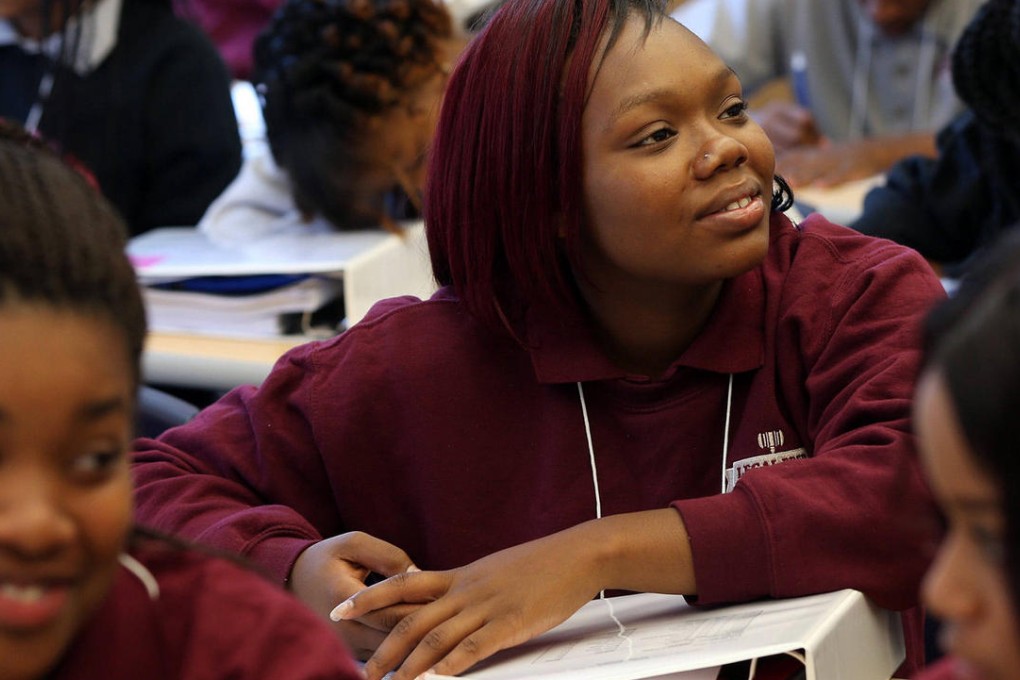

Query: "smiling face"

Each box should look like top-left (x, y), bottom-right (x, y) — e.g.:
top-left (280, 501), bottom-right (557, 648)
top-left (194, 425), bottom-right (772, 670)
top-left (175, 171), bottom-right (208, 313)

top-left (916, 371), bottom-right (1020, 680)
top-left (0, 305), bottom-right (134, 680)
top-left (578, 16), bottom-right (774, 303)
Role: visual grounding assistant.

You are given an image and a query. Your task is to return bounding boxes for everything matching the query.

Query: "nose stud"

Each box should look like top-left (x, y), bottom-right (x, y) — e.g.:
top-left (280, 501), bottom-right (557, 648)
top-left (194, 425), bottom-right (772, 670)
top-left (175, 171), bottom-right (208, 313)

top-left (703, 153), bottom-right (710, 160)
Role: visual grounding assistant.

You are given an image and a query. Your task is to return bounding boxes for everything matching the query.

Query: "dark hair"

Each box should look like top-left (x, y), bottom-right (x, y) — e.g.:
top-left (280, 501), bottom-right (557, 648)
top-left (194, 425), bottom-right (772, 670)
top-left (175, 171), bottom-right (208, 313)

top-left (254, 0), bottom-right (452, 231)
top-left (425, 0), bottom-right (792, 334)
top-left (0, 124), bottom-right (146, 381)
top-left (922, 227), bottom-right (1020, 616)
top-left (951, 0), bottom-right (1020, 140)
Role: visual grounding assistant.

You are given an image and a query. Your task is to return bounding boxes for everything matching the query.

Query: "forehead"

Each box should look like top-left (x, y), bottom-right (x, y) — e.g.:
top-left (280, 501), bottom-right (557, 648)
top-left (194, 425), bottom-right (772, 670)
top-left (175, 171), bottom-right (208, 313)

top-left (857, 0), bottom-right (932, 17)
top-left (587, 16), bottom-right (729, 115)
top-left (916, 372), bottom-right (1001, 508)
top-left (0, 306), bottom-right (133, 398)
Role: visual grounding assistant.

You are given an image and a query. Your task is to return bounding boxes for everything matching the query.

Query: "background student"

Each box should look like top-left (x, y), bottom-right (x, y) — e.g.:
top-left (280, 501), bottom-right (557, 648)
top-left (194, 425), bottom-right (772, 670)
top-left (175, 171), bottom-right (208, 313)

top-left (672, 0), bottom-right (982, 187)
top-left (0, 0), bottom-right (241, 234)
top-left (131, 0), bottom-right (945, 677)
top-left (0, 129), bottom-right (361, 680)
top-left (176, 0), bottom-right (500, 80)
top-left (912, 231), bottom-right (1020, 680)
top-left (851, 0), bottom-right (1020, 280)
top-left (197, 0), bottom-right (455, 246)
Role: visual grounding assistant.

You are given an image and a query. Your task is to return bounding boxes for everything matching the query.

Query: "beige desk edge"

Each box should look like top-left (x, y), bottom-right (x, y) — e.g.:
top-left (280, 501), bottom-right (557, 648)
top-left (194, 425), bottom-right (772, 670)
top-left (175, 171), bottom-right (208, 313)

top-left (143, 332), bottom-right (307, 390)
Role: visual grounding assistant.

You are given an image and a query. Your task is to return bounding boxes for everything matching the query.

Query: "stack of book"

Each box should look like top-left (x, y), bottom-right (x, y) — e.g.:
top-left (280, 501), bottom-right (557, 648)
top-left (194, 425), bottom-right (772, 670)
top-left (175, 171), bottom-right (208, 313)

top-left (127, 223), bottom-right (435, 339)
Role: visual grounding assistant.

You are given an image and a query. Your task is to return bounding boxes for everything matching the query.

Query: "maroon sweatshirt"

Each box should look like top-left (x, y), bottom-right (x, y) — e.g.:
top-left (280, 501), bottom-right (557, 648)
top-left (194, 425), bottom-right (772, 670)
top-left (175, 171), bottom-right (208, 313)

top-left (50, 538), bottom-right (361, 679)
top-left (133, 212), bottom-right (946, 674)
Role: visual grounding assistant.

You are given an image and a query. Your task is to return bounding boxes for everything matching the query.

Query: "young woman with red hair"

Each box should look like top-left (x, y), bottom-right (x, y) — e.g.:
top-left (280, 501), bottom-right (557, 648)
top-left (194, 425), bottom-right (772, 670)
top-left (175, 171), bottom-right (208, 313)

top-left (133, 0), bottom-right (946, 677)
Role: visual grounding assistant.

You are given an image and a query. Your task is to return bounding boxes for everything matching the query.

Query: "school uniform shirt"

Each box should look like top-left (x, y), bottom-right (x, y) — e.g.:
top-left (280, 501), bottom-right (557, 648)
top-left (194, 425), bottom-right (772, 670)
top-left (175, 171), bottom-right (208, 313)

top-left (852, 110), bottom-right (1020, 277)
top-left (911, 657), bottom-right (956, 679)
top-left (51, 537), bottom-right (361, 679)
top-left (672, 0), bottom-right (982, 141)
top-left (197, 149), bottom-right (422, 248)
top-left (197, 150), bottom-right (335, 248)
top-left (0, 0), bottom-right (241, 235)
top-left (132, 211), bottom-right (946, 675)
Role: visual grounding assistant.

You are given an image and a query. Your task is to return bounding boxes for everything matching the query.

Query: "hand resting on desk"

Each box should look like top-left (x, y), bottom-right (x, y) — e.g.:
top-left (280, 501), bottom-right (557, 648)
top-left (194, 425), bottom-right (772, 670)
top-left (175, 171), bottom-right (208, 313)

top-left (290, 532), bottom-right (421, 659)
top-left (335, 509), bottom-right (695, 680)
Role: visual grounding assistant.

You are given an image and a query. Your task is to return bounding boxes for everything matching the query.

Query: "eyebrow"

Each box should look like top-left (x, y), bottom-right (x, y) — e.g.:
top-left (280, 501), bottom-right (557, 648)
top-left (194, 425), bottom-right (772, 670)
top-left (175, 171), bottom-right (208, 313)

top-left (78, 396), bottom-right (128, 421)
top-left (0, 396), bottom-right (126, 425)
top-left (605, 65), bottom-right (738, 130)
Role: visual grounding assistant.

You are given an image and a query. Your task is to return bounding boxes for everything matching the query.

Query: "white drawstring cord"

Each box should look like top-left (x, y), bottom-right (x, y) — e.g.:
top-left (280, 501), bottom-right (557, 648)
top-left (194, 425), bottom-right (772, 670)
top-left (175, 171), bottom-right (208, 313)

top-left (577, 382), bottom-right (602, 522)
top-left (720, 373), bottom-right (734, 494)
top-left (118, 553), bottom-right (160, 601)
top-left (577, 381), bottom-right (606, 600)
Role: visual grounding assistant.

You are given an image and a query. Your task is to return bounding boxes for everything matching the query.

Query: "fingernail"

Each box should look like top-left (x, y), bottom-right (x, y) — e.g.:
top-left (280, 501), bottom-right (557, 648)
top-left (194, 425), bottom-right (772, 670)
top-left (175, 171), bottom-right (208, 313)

top-left (329, 599), bottom-right (353, 622)
top-left (406, 564), bottom-right (421, 573)
top-left (414, 671), bottom-right (437, 680)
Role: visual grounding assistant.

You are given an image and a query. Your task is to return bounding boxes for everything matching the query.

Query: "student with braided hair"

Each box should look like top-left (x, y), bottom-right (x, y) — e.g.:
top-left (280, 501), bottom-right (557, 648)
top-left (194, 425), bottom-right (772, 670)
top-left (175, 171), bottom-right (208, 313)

top-left (0, 127), bottom-right (363, 679)
top-left (198, 0), bottom-right (457, 246)
top-left (0, 0), bottom-right (242, 235)
top-left (852, 0), bottom-right (1020, 278)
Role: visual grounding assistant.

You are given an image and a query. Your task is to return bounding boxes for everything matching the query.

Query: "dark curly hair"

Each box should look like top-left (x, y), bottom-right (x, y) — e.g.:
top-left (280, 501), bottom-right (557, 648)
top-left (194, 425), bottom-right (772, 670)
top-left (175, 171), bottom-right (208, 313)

top-left (254, 0), bottom-right (452, 231)
top-left (951, 0), bottom-right (1020, 139)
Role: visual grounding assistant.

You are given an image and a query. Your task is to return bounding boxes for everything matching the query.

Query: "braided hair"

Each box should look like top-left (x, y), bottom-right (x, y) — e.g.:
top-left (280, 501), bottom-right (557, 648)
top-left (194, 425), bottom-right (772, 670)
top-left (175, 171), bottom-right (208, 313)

top-left (0, 120), bottom-right (146, 380)
top-left (951, 0), bottom-right (1020, 139)
top-left (254, 0), bottom-right (452, 231)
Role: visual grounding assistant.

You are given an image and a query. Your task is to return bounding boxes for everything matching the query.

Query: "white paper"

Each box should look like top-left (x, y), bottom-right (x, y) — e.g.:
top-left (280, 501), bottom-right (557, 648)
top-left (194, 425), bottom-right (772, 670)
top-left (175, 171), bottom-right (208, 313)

top-left (127, 224), bottom-right (415, 281)
top-left (424, 590), bottom-right (896, 680)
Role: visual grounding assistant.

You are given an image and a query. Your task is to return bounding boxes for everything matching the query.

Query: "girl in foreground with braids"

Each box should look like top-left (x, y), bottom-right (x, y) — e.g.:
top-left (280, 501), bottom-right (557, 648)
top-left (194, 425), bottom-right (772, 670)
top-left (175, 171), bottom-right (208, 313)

top-left (912, 230), bottom-right (1020, 680)
top-left (0, 132), bottom-right (362, 680)
top-left (198, 0), bottom-right (456, 246)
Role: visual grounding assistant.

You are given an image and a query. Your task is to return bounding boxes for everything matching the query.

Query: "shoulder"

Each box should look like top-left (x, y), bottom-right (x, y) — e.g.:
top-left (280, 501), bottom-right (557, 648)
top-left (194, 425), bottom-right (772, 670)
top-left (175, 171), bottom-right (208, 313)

top-left (304, 289), bottom-right (475, 360)
top-left (288, 288), bottom-right (519, 386)
top-left (763, 212), bottom-right (946, 328)
top-left (928, 0), bottom-right (988, 34)
top-left (59, 539), bottom-right (359, 679)
top-left (912, 657), bottom-right (959, 680)
top-left (137, 542), bottom-right (361, 679)
top-left (115, 0), bottom-right (226, 67)
top-left (770, 211), bottom-right (942, 290)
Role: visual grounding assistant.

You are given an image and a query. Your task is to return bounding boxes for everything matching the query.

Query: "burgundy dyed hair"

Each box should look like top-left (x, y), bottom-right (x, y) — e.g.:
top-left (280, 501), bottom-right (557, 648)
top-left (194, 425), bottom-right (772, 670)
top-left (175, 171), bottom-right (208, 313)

top-left (425, 0), bottom-right (668, 333)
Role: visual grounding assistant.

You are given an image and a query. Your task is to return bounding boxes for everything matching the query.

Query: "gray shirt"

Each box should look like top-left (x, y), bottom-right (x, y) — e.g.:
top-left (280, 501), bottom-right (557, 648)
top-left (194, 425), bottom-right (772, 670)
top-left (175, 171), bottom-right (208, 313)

top-left (672, 0), bottom-right (983, 141)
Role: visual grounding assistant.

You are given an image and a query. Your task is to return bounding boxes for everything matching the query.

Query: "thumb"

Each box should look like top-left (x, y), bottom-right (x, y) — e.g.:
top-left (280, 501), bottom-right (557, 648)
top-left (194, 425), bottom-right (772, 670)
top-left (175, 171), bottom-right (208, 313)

top-left (336, 531), bottom-right (419, 576)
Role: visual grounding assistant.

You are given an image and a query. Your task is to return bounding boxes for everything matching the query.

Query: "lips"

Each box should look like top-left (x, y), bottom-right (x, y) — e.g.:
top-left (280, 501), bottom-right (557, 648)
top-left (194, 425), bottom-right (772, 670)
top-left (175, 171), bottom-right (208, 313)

top-left (0, 580), bottom-right (70, 630)
top-left (722, 195), bottom-right (755, 213)
top-left (700, 180), bottom-right (764, 218)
